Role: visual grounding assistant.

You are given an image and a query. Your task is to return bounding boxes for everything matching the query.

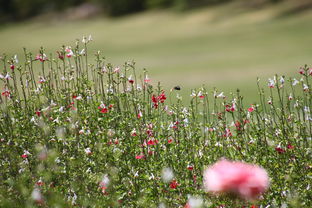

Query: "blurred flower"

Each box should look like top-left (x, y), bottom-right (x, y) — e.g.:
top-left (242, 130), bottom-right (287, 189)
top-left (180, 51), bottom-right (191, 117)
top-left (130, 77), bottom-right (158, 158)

top-left (161, 167), bottom-right (174, 182)
top-left (203, 159), bottom-right (269, 200)
top-left (31, 188), bottom-right (43, 204)
top-left (99, 174), bottom-right (110, 194)
top-left (186, 195), bottom-right (203, 208)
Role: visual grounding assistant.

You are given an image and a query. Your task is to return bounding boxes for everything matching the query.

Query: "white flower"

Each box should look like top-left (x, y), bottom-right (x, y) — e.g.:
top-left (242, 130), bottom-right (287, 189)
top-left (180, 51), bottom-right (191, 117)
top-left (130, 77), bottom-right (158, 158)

top-left (84, 147), bottom-right (92, 155)
top-left (4, 73), bottom-right (11, 80)
top-left (14, 54), bottom-right (18, 63)
top-left (217, 92), bottom-right (225, 98)
top-left (114, 67), bottom-right (120, 73)
top-left (292, 78), bottom-right (299, 86)
top-left (268, 78), bottom-right (275, 88)
top-left (79, 49), bottom-right (85, 55)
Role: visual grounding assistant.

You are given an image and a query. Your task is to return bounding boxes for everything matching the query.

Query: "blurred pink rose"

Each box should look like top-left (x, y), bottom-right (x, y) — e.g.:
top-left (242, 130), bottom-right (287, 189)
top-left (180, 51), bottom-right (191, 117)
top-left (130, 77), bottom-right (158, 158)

top-left (203, 159), bottom-right (269, 200)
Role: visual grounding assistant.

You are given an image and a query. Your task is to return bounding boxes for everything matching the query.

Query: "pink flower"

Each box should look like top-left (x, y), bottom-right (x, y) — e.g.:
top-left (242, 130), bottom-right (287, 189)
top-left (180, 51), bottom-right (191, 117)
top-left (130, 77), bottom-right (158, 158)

top-left (203, 159), bottom-right (269, 200)
top-left (135, 154), bottom-right (145, 159)
top-left (287, 143), bottom-right (294, 149)
top-left (35, 54), bottom-right (47, 62)
top-left (137, 111), bottom-right (142, 119)
top-left (248, 106), bottom-right (255, 112)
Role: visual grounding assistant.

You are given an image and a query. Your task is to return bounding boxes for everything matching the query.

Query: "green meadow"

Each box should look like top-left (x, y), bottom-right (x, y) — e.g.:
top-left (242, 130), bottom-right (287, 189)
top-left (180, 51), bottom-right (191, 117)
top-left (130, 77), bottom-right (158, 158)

top-left (0, 2), bottom-right (311, 103)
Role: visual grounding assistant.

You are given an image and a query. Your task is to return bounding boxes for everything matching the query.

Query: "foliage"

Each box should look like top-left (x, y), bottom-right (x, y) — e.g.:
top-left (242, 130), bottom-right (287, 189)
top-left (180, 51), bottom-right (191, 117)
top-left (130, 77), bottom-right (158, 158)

top-left (0, 0), bottom-right (292, 21)
top-left (0, 38), bottom-right (311, 207)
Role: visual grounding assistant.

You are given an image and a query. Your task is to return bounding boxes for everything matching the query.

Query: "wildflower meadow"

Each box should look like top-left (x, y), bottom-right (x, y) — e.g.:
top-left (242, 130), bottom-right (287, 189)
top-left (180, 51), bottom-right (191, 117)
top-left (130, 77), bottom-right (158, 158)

top-left (0, 37), bottom-right (311, 208)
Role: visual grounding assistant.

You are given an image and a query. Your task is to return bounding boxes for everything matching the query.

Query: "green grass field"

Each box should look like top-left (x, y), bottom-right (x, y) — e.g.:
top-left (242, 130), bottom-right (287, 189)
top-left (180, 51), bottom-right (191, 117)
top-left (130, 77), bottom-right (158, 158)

top-left (0, 2), bottom-right (312, 103)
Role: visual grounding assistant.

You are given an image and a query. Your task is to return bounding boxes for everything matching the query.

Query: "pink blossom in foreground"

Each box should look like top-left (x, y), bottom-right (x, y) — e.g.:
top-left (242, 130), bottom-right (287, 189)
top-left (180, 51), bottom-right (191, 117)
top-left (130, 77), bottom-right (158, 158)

top-left (203, 159), bottom-right (269, 200)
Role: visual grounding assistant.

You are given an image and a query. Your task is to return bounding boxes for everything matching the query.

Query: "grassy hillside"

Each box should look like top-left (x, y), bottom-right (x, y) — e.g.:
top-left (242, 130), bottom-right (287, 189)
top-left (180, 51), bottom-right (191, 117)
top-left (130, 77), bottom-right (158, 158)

top-left (0, 2), bottom-right (311, 103)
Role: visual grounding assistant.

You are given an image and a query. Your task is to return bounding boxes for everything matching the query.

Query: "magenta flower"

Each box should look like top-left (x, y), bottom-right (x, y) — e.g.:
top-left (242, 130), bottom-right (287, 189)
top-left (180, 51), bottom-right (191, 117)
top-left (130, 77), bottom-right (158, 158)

top-left (135, 154), bottom-right (145, 159)
top-left (203, 159), bottom-right (269, 200)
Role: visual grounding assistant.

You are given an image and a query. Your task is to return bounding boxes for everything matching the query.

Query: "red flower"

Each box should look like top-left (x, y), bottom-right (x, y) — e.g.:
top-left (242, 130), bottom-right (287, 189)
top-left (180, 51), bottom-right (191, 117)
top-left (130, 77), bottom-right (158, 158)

top-left (135, 154), bottom-right (145, 159)
top-left (235, 121), bottom-right (241, 131)
top-left (169, 180), bottom-right (178, 189)
top-left (21, 154), bottom-right (28, 158)
top-left (275, 147), bottom-right (286, 154)
top-left (36, 180), bottom-right (44, 186)
top-left (299, 68), bottom-right (305, 75)
top-left (158, 91), bottom-right (166, 103)
top-left (225, 104), bottom-right (235, 112)
top-left (147, 139), bottom-right (158, 146)
top-left (151, 91), bottom-right (167, 108)
top-left (287, 143), bottom-right (294, 149)
top-left (10, 65), bottom-right (15, 70)
top-left (152, 95), bottom-right (158, 109)
top-left (1, 90), bottom-right (10, 97)
top-left (35, 111), bottom-right (41, 117)
top-left (168, 138), bottom-right (173, 144)
top-left (98, 105), bottom-right (108, 113)
top-left (100, 108), bottom-right (108, 113)
top-left (57, 51), bottom-right (64, 60)
top-left (187, 165), bottom-right (194, 170)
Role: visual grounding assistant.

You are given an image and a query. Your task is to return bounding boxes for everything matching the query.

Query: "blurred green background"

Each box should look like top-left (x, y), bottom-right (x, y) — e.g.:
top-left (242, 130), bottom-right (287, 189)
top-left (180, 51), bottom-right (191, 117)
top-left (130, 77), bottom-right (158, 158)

top-left (0, 0), bottom-right (312, 103)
